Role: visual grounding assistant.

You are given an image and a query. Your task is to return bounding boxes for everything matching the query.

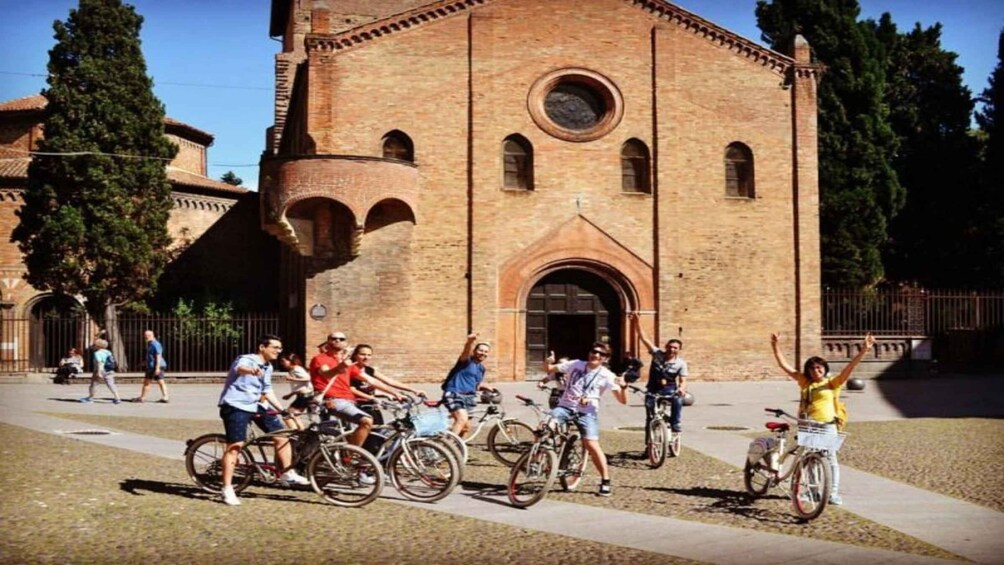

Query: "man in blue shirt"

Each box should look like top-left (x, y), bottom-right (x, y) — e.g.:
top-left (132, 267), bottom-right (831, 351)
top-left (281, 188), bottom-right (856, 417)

top-left (218, 334), bottom-right (308, 506)
top-left (630, 313), bottom-right (689, 436)
top-left (134, 329), bottom-right (169, 403)
top-left (441, 332), bottom-right (494, 437)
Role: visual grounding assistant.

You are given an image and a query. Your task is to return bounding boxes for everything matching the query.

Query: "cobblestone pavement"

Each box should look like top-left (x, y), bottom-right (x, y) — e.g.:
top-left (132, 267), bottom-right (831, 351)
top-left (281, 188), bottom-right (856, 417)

top-left (2, 377), bottom-right (1003, 564)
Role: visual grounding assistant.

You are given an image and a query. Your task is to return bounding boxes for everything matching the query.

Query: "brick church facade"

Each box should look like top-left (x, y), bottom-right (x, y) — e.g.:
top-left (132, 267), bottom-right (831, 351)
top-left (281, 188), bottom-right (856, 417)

top-left (261, 0), bottom-right (822, 381)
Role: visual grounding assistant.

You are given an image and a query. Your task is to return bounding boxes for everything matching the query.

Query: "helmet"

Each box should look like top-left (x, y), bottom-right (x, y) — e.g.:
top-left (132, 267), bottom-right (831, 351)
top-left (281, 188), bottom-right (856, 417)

top-left (479, 389), bottom-right (502, 404)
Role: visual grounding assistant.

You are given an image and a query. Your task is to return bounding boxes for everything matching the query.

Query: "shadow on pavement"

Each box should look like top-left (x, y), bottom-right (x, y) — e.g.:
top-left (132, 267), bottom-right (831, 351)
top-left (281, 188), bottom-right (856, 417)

top-left (648, 484), bottom-right (798, 524)
top-left (874, 376), bottom-right (1004, 418)
top-left (119, 478), bottom-right (327, 506)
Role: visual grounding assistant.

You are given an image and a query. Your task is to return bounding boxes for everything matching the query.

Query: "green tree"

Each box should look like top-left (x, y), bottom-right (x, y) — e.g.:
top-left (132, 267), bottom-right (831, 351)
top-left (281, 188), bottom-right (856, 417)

top-left (12, 0), bottom-right (177, 334)
top-left (220, 170), bottom-right (243, 186)
top-left (875, 17), bottom-right (982, 287)
top-left (756, 0), bottom-right (904, 288)
top-left (973, 29), bottom-right (1004, 286)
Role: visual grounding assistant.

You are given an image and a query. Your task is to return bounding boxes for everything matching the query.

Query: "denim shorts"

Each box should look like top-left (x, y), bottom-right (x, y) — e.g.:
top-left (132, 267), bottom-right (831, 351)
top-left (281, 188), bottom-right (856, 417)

top-left (220, 404), bottom-right (283, 444)
top-left (145, 369), bottom-right (165, 381)
top-left (442, 391), bottom-right (477, 412)
top-left (328, 398), bottom-right (370, 424)
top-left (549, 405), bottom-right (600, 440)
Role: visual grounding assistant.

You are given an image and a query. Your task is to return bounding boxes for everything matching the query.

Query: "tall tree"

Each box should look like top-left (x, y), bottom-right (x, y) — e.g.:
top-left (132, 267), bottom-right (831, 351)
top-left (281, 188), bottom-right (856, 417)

top-left (973, 29), bottom-right (1004, 286)
top-left (12, 0), bottom-right (177, 333)
top-left (875, 17), bottom-right (981, 287)
top-left (756, 0), bottom-right (904, 288)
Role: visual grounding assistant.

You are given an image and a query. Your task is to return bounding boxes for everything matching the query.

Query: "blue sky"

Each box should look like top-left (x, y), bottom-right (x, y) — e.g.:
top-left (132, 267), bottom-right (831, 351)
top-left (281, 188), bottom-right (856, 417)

top-left (1, 0), bottom-right (1002, 191)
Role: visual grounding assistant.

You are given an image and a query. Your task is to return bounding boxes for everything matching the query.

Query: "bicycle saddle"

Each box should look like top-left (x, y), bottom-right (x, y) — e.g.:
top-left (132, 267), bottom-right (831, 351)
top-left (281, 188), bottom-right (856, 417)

top-left (765, 421), bottom-right (790, 432)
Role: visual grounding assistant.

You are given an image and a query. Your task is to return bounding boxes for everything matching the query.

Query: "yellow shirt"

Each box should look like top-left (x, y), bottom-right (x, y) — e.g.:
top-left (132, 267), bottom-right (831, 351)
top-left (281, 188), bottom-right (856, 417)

top-left (796, 375), bottom-right (838, 423)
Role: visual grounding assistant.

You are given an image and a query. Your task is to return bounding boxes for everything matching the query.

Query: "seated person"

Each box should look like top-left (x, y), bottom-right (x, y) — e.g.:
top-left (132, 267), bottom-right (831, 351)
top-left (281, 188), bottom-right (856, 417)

top-left (313, 348), bottom-right (402, 449)
top-left (55, 348), bottom-right (84, 384)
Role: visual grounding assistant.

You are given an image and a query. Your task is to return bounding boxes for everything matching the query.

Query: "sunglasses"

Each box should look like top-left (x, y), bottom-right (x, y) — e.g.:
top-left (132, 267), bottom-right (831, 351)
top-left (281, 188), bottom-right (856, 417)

top-left (589, 349), bottom-right (609, 357)
top-left (330, 336), bottom-right (347, 341)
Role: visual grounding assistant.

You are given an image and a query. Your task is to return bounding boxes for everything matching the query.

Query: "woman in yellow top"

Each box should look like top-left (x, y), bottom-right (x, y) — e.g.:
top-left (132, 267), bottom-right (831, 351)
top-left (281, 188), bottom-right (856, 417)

top-left (770, 332), bottom-right (875, 505)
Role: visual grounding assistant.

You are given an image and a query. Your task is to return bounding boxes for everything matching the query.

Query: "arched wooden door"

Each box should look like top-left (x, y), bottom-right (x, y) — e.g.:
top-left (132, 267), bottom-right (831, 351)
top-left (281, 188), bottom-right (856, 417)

top-left (525, 269), bottom-right (623, 377)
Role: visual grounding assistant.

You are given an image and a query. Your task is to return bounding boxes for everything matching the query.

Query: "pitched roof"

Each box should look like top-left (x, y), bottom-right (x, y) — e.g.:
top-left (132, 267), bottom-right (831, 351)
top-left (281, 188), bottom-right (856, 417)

top-left (0, 95), bottom-right (216, 145)
top-left (303, 0), bottom-right (792, 75)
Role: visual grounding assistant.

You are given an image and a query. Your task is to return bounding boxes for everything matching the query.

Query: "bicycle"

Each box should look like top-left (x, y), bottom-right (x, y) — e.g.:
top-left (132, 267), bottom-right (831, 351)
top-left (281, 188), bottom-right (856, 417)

top-left (743, 407), bottom-right (846, 521)
top-left (184, 407), bottom-right (384, 508)
top-left (627, 385), bottom-right (681, 468)
top-left (365, 397), bottom-right (463, 503)
top-left (448, 389), bottom-right (538, 466)
top-left (506, 394), bottom-right (588, 508)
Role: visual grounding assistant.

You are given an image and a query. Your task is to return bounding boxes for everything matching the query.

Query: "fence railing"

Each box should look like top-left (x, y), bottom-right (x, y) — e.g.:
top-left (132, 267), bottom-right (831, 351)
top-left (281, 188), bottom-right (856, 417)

top-left (0, 313), bottom-right (279, 373)
top-left (823, 289), bottom-right (1004, 336)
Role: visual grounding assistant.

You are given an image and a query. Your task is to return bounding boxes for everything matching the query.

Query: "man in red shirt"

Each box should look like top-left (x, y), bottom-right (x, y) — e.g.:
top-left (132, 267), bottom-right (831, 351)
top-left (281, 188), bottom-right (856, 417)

top-left (312, 347), bottom-right (401, 448)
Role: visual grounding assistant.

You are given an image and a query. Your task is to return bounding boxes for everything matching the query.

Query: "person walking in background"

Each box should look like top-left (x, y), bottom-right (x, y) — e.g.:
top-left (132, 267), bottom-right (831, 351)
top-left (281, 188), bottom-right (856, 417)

top-left (134, 329), bottom-right (168, 403)
top-left (770, 331), bottom-right (875, 505)
top-left (80, 339), bottom-right (121, 405)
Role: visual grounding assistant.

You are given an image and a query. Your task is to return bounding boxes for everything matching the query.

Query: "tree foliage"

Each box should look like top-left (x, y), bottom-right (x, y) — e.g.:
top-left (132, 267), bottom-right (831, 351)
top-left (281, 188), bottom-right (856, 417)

top-left (220, 170), bottom-right (243, 186)
top-left (972, 29), bottom-right (1004, 286)
top-left (12, 0), bottom-right (177, 319)
top-left (756, 0), bottom-right (904, 288)
top-left (875, 17), bottom-right (983, 287)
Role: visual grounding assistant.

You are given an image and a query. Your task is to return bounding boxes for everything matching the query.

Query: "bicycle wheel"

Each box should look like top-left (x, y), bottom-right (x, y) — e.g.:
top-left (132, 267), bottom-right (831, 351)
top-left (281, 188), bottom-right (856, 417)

top-left (508, 446), bottom-right (558, 508)
top-left (184, 433), bottom-right (253, 494)
top-left (743, 459), bottom-right (771, 496)
top-left (790, 452), bottom-right (832, 521)
top-left (647, 418), bottom-right (669, 469)
top-left (307, 443), bottom-right (384, 508)
top-left (487, 419), bottom-right (536, 467)
top-left (436, 430), bottom-right (469, 465)
top-left (558, 435), bottom-right (588, 491)
top-left (668, 430), bottom-right (681, 458)
top-left (388, 438), bottom-right (461, 503)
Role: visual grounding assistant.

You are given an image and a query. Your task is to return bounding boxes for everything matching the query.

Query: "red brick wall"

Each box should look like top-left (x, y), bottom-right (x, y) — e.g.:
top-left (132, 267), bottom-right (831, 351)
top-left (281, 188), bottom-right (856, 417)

top-left (268, 0), bottom-right (820, 382)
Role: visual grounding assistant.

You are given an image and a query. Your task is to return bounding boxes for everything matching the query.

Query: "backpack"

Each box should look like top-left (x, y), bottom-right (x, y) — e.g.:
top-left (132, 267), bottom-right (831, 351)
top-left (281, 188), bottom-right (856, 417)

top-left (104, 352), bottom-right (118, 373)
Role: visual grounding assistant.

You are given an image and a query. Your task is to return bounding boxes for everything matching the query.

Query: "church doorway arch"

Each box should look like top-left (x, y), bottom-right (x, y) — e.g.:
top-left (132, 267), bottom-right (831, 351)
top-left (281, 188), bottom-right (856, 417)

top-left (525, 269), bottom-right (623, 377)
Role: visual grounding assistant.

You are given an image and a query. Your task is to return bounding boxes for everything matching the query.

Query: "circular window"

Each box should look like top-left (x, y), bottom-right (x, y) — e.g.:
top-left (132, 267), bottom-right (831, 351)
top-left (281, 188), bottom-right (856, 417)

top-left (528, 68), bottom-right (623, 142)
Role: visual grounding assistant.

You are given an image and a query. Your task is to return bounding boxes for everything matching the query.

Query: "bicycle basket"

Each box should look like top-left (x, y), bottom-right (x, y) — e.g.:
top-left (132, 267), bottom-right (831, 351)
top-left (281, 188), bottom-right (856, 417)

top-left (797, 422), bottom-right (846, 451)
top-left (410, 407), bottom-right (449, 437)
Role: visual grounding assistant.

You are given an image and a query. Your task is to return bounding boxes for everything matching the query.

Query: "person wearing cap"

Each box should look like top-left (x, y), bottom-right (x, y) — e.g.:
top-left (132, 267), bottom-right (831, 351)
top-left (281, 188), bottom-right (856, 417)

top-left (441, 332), bottom-right (494, 437)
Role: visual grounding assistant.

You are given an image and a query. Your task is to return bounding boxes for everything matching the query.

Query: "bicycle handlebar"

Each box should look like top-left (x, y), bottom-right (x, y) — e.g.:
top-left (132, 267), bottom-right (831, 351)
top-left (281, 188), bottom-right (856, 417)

top-left (764, 407), bottom-right (796, 420)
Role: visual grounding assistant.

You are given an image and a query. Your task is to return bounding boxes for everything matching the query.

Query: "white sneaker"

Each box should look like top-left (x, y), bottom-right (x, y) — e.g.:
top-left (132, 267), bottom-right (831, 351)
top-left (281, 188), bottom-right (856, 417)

top-left (221, 486), bottom-right (241, 506)
top-left (358, 472), bottom-right (376, 486)
top-left (281, 470), bottom-right (310, 486)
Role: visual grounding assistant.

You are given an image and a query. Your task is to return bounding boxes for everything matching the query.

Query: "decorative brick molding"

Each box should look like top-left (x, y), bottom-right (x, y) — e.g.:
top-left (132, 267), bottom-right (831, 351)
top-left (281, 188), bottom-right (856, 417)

top-left (527, 68), bottom-right (624, 143)
top-left (170, 193), bottom-right (237, 213)
top-left (260, 154), bottom-right (419, 253)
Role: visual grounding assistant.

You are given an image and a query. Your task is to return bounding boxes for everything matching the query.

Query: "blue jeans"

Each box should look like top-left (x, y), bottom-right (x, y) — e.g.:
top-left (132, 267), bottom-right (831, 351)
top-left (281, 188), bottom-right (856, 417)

top-left (645, 387), bottom-right (682, 435)
top-left (548, 405), bottom-right (600, 440)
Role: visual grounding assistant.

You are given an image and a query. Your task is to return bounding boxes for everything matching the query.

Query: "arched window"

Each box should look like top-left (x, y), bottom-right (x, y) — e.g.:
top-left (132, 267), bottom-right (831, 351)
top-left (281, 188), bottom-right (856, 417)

top-left (621, 139), bottom-right (651, 193)
top-left (725, 142), bottom-right (754, 198)
top-left (503, 134), bottom-right (534, 190)
top-left (382, 130), bottom-right (414, 162)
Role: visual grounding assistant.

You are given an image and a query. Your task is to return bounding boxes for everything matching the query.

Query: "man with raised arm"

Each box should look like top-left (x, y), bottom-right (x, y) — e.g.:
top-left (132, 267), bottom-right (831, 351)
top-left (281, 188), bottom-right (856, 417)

top-left (441, 332), bottom-right (494, 437)
top-left (629, 312), bottom-right (689, 441)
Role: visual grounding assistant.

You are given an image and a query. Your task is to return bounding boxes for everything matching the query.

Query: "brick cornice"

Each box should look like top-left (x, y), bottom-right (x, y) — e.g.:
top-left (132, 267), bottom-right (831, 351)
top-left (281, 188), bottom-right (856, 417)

top-left (305, 0), bottom-right (491, 54)
top-left (633, 0), bottom-right (792, 76)
top-left (302, 0), bottom-right (792, 76)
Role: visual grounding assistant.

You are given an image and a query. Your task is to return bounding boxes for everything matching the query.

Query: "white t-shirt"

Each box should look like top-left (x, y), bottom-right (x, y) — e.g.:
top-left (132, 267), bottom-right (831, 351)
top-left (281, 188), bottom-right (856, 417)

top-left (555, 360), bottom-right (617, 416)
top-left (287, 365), bottom-right (312, 395)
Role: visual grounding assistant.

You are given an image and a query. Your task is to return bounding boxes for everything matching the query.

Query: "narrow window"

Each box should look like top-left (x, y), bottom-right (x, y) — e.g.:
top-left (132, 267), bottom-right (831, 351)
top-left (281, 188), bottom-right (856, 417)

top-left (621, 139), bottom-right (651, 193)
top-left (382, 130), bottom-right (414, 162)
top-left (503, 134), bottom-right (534, 190)
top-left (725, 142), bottom-right (754, 198)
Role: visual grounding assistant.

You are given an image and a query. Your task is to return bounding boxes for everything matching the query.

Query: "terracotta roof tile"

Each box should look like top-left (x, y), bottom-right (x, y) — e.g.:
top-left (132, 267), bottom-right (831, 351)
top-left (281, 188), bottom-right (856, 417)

top-left (166, 167), bottom-right (249, 194)
top-left (0, 158), bottom-right (29, 178)
top-left (0, 95), bottom-right (46, 112)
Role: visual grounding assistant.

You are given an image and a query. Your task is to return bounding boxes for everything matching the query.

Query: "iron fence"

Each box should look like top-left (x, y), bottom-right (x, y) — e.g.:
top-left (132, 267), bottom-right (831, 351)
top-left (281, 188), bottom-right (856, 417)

top-left (0, 313), bottom-right (279, 373)
top-left (822, 289), bottom-right (1004, 336)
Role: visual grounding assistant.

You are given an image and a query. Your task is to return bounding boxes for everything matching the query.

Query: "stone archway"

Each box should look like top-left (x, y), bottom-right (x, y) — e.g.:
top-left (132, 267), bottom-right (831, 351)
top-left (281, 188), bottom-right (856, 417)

top-left (25, 294), bottom-right (86, 369)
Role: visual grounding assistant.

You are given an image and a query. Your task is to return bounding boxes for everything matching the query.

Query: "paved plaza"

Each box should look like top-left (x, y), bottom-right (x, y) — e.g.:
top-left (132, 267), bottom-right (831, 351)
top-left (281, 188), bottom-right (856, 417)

top-left (1, 376), bottom-right (1002, 564)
